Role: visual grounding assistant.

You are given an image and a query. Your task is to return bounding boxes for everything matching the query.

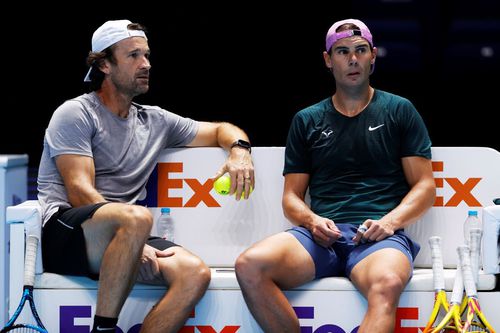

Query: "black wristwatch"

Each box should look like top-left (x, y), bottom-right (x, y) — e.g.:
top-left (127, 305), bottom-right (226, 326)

top-left (230, 139), bottom-right (251, 153)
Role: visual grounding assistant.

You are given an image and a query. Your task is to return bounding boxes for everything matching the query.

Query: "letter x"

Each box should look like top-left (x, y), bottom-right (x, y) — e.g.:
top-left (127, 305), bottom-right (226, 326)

top-left (184, 178), bottom-right (220, 207)
top-left (445, 178), bottom-right (482, 207)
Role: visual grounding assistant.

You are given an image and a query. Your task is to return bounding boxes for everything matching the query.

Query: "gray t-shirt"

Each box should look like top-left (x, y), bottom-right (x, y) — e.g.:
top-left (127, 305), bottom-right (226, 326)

top-left (37, 92), bottom-right (198, 225)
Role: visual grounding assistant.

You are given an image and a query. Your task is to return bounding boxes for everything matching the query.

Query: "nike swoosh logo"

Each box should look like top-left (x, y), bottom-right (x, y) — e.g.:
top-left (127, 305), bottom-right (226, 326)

top-left (368, 124), bottom-right (385, 131)
top-left (96, 327), bottom-right (115, 331)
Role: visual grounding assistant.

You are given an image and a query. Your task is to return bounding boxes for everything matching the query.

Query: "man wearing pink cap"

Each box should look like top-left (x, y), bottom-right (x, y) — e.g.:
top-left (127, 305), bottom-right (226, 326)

top-left (38, 19), bottom-right (255, 332)
top-left (236, 19), bottom-right (435, 332)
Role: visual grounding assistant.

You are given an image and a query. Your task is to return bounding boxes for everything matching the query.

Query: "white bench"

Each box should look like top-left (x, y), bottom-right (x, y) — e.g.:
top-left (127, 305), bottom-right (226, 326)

top-left (7, 147), bottom-right (500, 332)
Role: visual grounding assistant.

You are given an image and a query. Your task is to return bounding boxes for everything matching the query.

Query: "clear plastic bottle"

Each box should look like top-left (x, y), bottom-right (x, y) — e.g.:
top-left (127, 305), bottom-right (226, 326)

top-left (157, 207), bottom-right (174, 242)
top-left (463, 210), bottom-right (481, 245)
top-left (464, 210), bottom-right (483, 282)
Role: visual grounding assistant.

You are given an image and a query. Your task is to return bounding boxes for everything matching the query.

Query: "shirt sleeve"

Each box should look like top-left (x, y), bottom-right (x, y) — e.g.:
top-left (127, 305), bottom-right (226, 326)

top-left (45, 100), bottom-right (95, 158)
top-left (162, 110), bottom-right (199, 148)
top-left (399, 99), bottom-right (432, 159)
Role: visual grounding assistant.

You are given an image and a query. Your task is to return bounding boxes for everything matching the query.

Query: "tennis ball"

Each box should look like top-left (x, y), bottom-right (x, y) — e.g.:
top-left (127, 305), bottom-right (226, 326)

top-left (213, 175), bottom-right (254, 198)
top-left (213, 175), bottom-right (231, 195)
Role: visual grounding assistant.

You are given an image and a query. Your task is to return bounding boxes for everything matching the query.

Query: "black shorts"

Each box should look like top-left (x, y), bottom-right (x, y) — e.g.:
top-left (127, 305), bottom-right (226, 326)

top-left (42, 203), bottom-right (178, 280)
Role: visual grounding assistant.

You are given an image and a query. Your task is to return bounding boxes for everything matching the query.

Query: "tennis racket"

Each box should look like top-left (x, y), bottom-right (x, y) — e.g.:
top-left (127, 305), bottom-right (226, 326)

top-left (1, 235), bottom-right (47, 333)
top-left (423, 236), bottom-right (450, 332)
top-left (465, 227), bottom-right (490, 331)
top-left (457, 245), bottom-right (495, 333)
top-left (430, 258), bottom-right (465, 332)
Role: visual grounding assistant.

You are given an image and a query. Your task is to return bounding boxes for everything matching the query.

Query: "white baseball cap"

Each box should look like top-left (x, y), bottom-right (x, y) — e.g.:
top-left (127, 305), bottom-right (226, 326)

top-left (84, 19), bottom-right (147, 82)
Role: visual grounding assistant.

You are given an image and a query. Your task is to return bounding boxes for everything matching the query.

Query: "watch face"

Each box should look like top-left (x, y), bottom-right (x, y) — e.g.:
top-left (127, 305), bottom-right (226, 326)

top-left (237, 140), bottom-right (251, 148)
top-left (232, 140), bottom-right (251, 152)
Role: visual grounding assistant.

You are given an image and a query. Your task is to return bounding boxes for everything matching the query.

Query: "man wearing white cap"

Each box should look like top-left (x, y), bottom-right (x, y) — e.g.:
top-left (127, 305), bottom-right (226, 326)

top-left (235, 18), bottom-right (435, 332)
top-left (37, 19), bottom-right (255, 332)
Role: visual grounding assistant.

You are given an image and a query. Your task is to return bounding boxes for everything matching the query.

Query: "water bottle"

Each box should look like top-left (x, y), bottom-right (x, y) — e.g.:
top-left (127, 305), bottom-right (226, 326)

top-left (463, 210), bottom-right (481, 246)
top-left (157, 207), bottom-right (174, 242)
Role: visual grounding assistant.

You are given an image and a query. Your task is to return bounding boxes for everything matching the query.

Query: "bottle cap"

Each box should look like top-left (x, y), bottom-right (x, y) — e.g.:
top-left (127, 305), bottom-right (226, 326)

top-left (468, 210), bottom-right (478, 216)
top-left (161, 207), bottom-right (171, 214)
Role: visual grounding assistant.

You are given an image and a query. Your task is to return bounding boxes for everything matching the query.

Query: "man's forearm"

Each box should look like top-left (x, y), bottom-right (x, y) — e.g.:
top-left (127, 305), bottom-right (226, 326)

top-left (384, 179), bottom-right (436, 229)
top-left (216, 122), bottom-right (250, 151)
top-left (67, 182), bottom-right (107, 207)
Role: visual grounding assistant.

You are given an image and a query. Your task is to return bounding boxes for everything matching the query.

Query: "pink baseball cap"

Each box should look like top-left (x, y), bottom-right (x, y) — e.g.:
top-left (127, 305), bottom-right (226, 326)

top-left (84, 19), bottom-right (148, 82)
top-left (325, 18), bottom-right (373, 52)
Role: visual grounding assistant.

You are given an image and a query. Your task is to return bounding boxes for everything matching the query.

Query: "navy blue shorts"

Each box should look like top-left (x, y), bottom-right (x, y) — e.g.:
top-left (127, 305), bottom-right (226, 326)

top-left (42, 203), bottom-right (178, 280)
top-left (287, 224), bottom-right (420, 279)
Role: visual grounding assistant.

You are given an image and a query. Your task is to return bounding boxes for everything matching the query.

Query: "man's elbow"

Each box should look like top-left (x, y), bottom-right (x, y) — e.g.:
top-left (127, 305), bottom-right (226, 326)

top-left (424, 180), bottom-right (437, 209)
top-left (282, 195), bottom-right (293, 221)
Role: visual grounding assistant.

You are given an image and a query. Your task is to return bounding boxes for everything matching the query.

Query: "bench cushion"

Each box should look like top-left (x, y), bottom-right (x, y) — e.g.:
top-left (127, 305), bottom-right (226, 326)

top-left (35, 267), bottom-right (496, 292)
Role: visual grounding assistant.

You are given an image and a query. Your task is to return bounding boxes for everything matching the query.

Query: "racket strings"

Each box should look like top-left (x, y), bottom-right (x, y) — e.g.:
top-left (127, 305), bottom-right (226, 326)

top-left (1, 324), bottom-right (45, 332)
top-left (461, 299), bottom-right (491, 332)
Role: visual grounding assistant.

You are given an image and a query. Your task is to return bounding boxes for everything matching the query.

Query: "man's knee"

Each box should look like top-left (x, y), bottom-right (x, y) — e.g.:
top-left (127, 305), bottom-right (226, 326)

top-left (369, 271), bottom-right (408, 303)
top-left (184, 255), bottom-right (211, 286)
top-left (235, 248), bottom-right (265, 287)
top-left (379, 272), bottom-right (408, 293)
top-left (164, 252), bottom-right (211, 288)
top-left (118, 205), bottom-right (153, 236)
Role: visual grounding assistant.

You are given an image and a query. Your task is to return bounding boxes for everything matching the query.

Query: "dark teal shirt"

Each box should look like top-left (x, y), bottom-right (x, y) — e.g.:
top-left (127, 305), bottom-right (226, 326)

top-left (284, 89), bottom-right (432, 225)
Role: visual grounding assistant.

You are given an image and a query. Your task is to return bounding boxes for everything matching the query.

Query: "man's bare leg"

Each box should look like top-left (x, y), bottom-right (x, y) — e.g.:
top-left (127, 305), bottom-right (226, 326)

top-left (235, 233), bottom-right (315, 333)
top-left (82, 203), bottom-right (153, 317)
top-left (139, 247), bottom-right (211, 333)
top-left (350, 248), bottom-right (411, 333)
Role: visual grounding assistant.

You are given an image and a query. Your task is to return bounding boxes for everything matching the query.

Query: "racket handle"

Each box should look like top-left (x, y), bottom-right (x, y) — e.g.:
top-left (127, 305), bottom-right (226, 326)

top-left (469, 228), bottom-right (482, 285)
top-left (24, 236), bottom-right (39, 287)
top-left (449, 261), bottom-right (464, 304)
top-left (429, 236), bottom-right (445, 291)
top-left (457, 245), bottom-right (478, 298)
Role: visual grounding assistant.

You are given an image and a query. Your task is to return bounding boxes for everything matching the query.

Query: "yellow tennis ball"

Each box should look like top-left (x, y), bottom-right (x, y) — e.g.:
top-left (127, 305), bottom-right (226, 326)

top-left (213, 175), bottom-right (254, 198)
top-left (213, 175), bottom-right (231, 195)
top-left (239, 186), bottom-right (253, 199)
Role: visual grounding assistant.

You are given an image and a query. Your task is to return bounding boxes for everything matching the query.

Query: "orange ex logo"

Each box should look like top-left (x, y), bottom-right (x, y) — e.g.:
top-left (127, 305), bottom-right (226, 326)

top-left (155, 161), bottom-right (483, 208)
top-left (157, 162), bottom-right (220, 208)
top-left (432, 161), bottom-right (481, 207)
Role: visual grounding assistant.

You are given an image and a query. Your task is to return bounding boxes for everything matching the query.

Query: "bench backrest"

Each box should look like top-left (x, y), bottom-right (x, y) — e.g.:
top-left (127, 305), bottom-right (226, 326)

top-left (140, 146), bottom-right (500, 268)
